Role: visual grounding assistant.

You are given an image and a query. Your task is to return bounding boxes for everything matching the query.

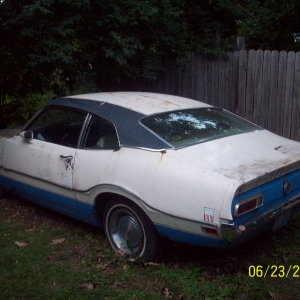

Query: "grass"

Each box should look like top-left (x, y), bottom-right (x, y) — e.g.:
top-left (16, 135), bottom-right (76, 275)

top-left (1, 197), bottom-right (300, 299)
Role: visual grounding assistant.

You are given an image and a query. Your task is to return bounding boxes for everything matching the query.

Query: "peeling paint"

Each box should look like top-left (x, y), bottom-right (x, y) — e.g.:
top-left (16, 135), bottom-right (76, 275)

top-left (140, 94), bottom-right (181, 107)
top-left (68, 92), bottom-right (210, 115)
top-left (283, 159), bottom-right (292, 165)
top-left (158, 150), bottom-right (166, 166)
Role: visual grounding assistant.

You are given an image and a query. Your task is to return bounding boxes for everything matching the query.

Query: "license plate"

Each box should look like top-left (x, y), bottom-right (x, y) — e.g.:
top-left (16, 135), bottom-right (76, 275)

top-left (272, 209), bottom-right (291, 231)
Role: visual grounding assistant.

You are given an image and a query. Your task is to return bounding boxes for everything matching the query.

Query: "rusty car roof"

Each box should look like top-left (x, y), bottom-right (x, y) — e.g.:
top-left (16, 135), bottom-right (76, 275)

top-left (66, 92), bottom-right (210, 115)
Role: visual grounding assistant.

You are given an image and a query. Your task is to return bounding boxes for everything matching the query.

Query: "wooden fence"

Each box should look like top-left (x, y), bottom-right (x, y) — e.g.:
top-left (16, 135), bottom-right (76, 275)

top-left (132, 50), bottom-right (300, 141)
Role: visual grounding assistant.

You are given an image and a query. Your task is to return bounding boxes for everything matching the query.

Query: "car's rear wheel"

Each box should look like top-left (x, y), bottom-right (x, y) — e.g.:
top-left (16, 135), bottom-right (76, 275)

top-left (103, 198), bottom-right (160, 262)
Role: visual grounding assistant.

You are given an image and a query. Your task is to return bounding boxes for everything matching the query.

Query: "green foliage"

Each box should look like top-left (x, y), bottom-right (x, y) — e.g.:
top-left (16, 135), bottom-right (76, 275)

top-left (218, 0), bottom-right (300, 51)
top-left (156, 265), bottom-right (255, 298)
top-left (1, 197), bottom-right (300, 299)
top-left (1, 0), bottom-right (299, 127)
top-left (0, 0), bottom-right (236, 97)
top-left (4, 92), bottom-right (54, 127)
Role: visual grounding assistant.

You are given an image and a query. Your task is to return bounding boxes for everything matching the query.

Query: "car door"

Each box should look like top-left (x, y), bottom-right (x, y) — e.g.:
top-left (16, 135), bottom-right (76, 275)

top-left (2, 107), bottom-right (88, 216)
top-left (72, 115), bottom-right (120, 212)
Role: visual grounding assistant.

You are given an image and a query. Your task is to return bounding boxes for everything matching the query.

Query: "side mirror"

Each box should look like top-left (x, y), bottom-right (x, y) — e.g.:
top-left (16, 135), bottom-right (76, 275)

top-left (19, 130), bottom-right (33, 141)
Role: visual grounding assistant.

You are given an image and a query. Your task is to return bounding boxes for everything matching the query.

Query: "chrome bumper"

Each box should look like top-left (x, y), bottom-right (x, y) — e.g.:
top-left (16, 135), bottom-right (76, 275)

top-left (221, 194), bottom-right (300, 242)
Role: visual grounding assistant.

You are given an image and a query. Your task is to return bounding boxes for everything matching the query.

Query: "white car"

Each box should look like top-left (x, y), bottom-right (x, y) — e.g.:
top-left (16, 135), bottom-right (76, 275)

top-left (1, 92), bottom-right (300, 261)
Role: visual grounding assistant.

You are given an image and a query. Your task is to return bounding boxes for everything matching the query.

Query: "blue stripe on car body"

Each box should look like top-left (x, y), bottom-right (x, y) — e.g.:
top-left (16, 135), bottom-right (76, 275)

top-left (2, 167), bottom-right (300, 249)
top-left (0, 174), bottom-right (228, 247)
top-left (232, 168), bottom-right (300, 226)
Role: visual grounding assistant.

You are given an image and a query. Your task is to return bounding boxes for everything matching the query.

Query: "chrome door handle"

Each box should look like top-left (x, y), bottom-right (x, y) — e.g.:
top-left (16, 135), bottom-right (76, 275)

top-left (60, 155), bottom-right (73, 170)
top-left (59, 155), bottom-right (73, 160)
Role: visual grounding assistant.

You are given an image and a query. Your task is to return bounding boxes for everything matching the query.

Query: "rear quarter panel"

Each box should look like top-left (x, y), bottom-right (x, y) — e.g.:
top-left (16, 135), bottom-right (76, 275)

top-left (73, 147), bottom-right (237, 227)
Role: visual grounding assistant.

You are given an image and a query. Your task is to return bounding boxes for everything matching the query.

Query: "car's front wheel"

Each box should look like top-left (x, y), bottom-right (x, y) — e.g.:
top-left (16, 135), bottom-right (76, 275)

top-left (103, 198), bottom-right (161, 262)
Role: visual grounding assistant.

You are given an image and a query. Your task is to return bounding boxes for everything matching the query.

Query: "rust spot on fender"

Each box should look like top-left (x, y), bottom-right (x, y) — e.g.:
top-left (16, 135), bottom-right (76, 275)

top-left (158, 150), bottom-right (166, 166)
top-left (283, 159), bottom-right (292, 165)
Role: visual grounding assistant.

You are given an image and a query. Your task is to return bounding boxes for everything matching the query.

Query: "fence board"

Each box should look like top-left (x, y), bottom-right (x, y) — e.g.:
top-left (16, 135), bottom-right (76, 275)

top-left (268, 51), bottom-right (279, 133)
top-left (184, 54), bottom-right (193, 98)
top-left (191, 53), bottom-right (199, 100)
top-left (275, 51), bottom-right (288, 136)
top-left (238, 50), bottom-right (248, 117)
top-left (218, 56), bottom-right (226, 109)
top-left (253, 50), bottom-right (263, 126)
top-left (245, 50), bottom-right (256, 122)
top-left (291, 52), bottom-right (300, 141)
top-left (225, 52), bottom-right (234, 112)
top-left (211, 58), bottom-right (219, 106)
top-left (204, 58), bottom-right (212, 104)
top-left (232, 51), bottom-right (240, 114)
top-left (283, 52), bottom-right (296, 138)
top-left (260, 50), bottom-right (271, 129)
top-left (133, 48), bottom-right (300, 141)
top-left (197, 55), bottom-right (206, 101)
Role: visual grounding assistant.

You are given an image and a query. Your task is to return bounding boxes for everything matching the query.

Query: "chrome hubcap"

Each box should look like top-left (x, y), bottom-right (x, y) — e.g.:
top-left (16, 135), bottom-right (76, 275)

top-left (108, 207), bottom-right (143, 255)
top-left (117, 216), bottom-right (141, 247)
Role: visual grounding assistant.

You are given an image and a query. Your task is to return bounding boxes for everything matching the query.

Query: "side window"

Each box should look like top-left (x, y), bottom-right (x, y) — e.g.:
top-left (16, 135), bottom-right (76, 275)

top-left (83, 116), bottom-right (119, 149)
top-left (26, 108), bottom-right (87, 148)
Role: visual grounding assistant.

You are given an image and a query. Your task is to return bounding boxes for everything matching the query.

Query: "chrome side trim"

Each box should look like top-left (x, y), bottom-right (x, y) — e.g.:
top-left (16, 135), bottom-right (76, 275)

top-left (118, 145), bottom-right (169, 152)
top-left (77, 113), bottom-right (92, 148)
top-left (221, 194), bottom-right (300, 242)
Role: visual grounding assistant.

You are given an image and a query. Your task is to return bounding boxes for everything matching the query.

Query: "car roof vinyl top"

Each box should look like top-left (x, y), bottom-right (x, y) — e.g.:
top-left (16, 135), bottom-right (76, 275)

top-left (47, 98), bottom-right (171, 150)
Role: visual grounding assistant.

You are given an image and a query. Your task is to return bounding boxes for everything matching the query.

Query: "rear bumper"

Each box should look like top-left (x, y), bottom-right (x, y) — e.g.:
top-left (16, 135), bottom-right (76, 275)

top-left (221, 194), bottom-right (300, 243)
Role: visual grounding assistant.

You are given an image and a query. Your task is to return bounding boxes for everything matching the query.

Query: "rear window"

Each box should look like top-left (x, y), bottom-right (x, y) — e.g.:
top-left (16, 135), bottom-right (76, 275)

top-left (140, 108), bottom-right (261, 148)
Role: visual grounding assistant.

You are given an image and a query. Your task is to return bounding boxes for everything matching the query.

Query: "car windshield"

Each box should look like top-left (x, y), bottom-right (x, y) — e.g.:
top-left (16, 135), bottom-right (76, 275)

top-left (141, 108), bottom-right (261, 148)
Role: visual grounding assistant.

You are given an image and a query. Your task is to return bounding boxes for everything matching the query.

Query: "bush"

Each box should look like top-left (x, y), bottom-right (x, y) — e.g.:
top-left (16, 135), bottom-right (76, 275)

top-left (4, 91), bottom-right (55, 128)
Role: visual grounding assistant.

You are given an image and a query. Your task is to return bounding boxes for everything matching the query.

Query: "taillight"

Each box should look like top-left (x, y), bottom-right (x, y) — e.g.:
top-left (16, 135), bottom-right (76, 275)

top-left (234, 194), bottom-right (263, 217)
top-left (201, 226), bottom-right (218, 236)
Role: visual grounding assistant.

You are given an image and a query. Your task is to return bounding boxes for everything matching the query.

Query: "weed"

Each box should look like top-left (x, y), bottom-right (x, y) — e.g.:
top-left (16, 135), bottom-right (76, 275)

top-left (1, 197), bottom-right (300, 299)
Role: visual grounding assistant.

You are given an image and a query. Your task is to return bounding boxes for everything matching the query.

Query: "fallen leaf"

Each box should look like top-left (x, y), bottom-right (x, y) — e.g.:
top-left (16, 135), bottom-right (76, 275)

top-left (269, 291), bottom-right (280, 300)
top-left (114, 281), bottom-right (123, 287)
top-left (113, 281), bottom-right (127, 288)
top-left (95, 262), bottom-right (109, 270)
top-left (78, 283), bottom-right (94, 290)
top-left (145, 262), bottom-right (159, 266)
top-left (163, 287), bottom-right (171, 298)
top-left (14, 241), bottom-right (29, 248)
top-left (47, 256), bottom-right (55, 262)
top-left (114, 248), bottom-right (126, 258)
top-left (25, 227), bottom-right (36, 232)
top-left (51, 238), bottom-right (66, 244)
